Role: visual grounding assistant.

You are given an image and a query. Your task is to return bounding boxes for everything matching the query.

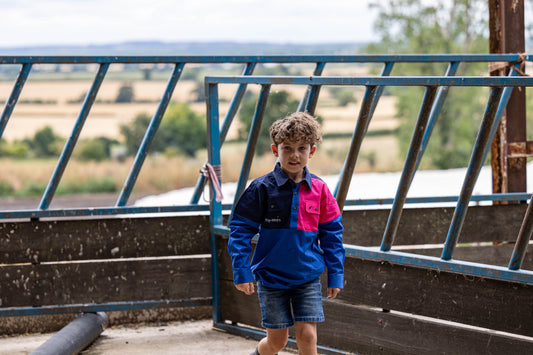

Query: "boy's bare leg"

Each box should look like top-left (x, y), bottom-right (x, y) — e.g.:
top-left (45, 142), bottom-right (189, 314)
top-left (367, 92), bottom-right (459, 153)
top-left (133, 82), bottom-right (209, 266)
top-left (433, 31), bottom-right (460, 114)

top-left (258, 328), bottom-right (288, 355)
top-left (295, 322), bottom-right (318, 355)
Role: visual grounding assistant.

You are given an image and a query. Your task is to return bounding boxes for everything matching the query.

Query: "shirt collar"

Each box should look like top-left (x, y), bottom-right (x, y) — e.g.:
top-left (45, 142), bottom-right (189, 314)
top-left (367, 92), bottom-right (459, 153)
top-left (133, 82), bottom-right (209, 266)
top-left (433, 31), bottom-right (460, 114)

top-left (273, 162), bottom-right (313, 190)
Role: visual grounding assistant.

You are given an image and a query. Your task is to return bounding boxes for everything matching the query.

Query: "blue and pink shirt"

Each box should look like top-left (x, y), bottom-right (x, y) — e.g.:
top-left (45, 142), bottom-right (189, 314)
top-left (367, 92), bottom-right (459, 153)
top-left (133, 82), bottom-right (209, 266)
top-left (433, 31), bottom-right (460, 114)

top-left (228, 163), bottom-right (345, 289)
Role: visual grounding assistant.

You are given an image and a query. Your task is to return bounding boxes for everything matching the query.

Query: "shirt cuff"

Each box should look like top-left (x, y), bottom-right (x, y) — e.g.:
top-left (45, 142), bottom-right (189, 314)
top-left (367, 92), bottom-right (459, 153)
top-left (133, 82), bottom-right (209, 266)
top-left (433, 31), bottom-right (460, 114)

top-left (233, 267), bottom-right (254, 285)
top-left (327, 272), bottom-right (344, 289)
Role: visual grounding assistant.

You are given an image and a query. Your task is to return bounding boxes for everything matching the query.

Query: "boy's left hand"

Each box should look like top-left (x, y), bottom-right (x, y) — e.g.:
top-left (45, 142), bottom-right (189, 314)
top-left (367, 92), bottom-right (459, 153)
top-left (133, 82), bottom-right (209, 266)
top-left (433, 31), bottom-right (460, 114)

top-left (327, 287), bottom-right (341, 299)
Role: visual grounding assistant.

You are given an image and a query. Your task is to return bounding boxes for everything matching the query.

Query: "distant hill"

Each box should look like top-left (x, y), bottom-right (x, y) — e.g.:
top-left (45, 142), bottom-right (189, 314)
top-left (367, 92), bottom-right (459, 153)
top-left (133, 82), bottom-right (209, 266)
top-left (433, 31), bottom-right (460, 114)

top-left (0, 41), bottom-right (367, 56)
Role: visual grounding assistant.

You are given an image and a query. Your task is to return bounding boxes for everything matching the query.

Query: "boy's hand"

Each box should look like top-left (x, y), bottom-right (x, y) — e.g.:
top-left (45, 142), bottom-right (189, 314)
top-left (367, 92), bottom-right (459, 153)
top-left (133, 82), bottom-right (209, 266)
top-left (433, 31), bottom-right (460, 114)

top-left (327, 287), bottom-right (341, 299)
top-left (235, 282), bottom-right (255, 295)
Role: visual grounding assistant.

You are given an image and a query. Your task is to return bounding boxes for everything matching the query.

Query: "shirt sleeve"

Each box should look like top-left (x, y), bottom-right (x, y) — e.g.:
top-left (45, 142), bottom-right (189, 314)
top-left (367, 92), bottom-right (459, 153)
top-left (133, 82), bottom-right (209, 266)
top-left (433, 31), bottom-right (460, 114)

top-left (227, 184), bottom-right (263, 284)
top-left (318, 184), bottom-right (345, 289)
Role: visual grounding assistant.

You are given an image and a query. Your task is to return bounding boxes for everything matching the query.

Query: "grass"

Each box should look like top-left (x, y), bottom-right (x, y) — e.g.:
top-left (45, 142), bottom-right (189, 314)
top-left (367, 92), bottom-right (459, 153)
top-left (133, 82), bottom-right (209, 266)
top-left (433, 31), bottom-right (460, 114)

top-left (0, 134), bottom-right (400, 199)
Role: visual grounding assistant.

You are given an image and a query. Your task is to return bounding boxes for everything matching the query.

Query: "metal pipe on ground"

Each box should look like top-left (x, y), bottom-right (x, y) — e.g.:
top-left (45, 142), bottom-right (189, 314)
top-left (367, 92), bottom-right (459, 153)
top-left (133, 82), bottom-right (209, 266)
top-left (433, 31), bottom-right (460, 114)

top-left (30, 312), bottom-right (108, 355)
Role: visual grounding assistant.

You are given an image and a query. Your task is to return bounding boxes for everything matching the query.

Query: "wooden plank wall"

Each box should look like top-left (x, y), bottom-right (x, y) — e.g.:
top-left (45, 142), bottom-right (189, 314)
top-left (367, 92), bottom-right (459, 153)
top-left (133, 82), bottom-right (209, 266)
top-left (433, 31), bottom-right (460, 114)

top-left (0, 215), bottom-right (213, 334)
top-left (218, 204), bottom-right (533, 354)
top-left (2, 204), bottom-right (532, 351)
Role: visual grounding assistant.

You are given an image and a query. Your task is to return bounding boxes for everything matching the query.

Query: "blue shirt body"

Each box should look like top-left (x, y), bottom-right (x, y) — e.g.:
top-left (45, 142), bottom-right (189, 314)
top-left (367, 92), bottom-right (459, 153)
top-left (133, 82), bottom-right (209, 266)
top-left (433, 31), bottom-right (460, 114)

top-left (228, 163), bottom-right (345, 289)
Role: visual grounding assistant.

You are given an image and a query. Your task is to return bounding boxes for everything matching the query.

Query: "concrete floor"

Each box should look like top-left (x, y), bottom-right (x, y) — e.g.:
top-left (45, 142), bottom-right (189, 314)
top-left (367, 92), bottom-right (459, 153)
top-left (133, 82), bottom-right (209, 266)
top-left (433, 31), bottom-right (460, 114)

top-left (0, 320), bottom-right (298, 355)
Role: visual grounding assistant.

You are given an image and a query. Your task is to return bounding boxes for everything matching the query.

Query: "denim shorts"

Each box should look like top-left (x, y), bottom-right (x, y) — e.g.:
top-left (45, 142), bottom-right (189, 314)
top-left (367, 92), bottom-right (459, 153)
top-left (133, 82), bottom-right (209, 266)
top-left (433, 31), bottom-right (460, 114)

top-left (257, 277), bottom-right (325, 329)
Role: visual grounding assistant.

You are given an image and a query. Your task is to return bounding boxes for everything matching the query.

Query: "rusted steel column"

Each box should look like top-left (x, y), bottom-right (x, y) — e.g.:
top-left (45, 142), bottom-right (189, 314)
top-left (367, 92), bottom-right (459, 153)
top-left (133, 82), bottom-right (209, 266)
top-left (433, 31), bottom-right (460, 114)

top-left (489, 0), bottom-right (526, 195)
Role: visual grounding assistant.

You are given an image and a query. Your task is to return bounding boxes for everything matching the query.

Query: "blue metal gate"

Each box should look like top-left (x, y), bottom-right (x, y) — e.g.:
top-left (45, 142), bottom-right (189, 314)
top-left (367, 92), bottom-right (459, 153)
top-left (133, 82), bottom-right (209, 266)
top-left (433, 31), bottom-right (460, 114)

top-left (1, 56), bottom-right (532, 351)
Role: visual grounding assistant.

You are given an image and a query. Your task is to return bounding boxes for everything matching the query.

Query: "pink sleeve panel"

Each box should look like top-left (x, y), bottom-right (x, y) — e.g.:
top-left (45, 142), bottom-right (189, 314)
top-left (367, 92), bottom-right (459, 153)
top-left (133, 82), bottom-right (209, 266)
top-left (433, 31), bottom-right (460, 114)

top-left (297, 178), bottom-right (341, 232)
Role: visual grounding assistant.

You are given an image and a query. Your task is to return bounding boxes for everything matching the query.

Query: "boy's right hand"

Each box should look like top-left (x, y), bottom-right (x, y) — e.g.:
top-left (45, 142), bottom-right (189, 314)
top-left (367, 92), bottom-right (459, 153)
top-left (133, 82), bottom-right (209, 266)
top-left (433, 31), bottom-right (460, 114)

top-left (235, 282), bottom-right (255, 295)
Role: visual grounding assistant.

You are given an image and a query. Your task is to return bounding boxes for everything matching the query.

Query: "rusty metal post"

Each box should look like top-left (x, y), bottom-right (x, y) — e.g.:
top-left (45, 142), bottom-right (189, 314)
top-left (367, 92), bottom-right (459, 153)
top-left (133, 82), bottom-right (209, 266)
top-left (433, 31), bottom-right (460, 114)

top-left (489, 0), bottom-right (527, 196)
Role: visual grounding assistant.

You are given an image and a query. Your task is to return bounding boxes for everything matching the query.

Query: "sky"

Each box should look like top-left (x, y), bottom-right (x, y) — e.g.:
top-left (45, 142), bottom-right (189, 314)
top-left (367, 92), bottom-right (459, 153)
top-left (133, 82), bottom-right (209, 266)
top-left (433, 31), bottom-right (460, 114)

top-left (0, 0), bottom-right (379, 47)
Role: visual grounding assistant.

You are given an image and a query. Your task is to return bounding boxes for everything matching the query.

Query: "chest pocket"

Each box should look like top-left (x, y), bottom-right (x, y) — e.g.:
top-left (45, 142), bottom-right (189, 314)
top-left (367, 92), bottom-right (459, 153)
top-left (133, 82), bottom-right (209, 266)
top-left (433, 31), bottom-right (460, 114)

top-left (305, 200), bottom-right (320, 215)
top-left (298, 200), bottom-right (320, 232)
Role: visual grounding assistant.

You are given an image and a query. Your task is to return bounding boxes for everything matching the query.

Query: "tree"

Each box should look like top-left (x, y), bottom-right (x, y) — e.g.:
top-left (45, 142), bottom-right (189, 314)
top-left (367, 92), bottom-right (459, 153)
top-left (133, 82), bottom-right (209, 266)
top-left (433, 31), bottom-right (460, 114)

top-left (75, 137), bottom-right (118, 161)
top-left (158, 103), bottom-right (206, 157)
top-left (238, 90), bottom-right (300, 155)
top-left (367, 0), bottom-right (490, 169)
top-left (121, 113), bottom-right (152, 155)
top-left (121, 103), bottom-right (206, 157)
top-left (115, 82), bottom-right (135, 103)
top-left (30, 126), bottom-right (63, 157)
top-left (0, 140), bottom-right (30, 158)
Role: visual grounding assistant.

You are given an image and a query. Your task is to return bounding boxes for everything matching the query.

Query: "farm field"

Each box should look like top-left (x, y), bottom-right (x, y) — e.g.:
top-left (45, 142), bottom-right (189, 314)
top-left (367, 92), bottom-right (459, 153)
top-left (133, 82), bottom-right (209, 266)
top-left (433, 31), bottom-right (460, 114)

top-left (0, 80), bottom-right (398, 140)
top-left (0, 72), bottom-right (401, 197)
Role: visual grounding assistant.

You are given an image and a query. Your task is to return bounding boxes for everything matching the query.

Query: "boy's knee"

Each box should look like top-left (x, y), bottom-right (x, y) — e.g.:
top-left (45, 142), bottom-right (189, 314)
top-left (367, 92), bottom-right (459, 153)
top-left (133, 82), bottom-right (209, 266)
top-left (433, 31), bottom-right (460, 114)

top-left (296, 324), bottom-right (317, 347)
top-left (268, 335), bottom-right (288, 350)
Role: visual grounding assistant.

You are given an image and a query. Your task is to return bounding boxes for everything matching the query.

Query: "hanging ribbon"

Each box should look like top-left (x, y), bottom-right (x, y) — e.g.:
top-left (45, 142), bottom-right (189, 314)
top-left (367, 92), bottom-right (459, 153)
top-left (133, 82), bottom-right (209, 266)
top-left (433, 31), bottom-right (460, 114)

top-left (200, 163), bottom-right (224, 202)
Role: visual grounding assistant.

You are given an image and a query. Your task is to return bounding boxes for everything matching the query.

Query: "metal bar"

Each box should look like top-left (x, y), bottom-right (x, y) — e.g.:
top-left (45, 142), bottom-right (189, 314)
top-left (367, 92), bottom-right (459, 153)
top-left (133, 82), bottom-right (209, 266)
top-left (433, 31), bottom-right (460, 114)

top-left (230, 84), bottom-right (271, 217)
top-left (1, 54), bottom-right (531, 65)
top-left (334, 86), bottom-right (378, 210)
top-left (490, 65), bottom-right (523, 196)
top-left (0, 204), bottom-right (234, 220)
top-left (491, 0), bottom-right (527, 194)
top-left (441, 87), bottom-right (505, 260)
top-left (116, 63), bottom-right (184, 207)
top-left (206, 81), bottom-right (223, 324)
top-left (368, 62), bottom-right (394, 117)
top-left (298, 62), bottom-right (326, 114)
top-left (343, 192), bottom-right (531, 207)
top-left (509, 194), bottom-right (533, 270)
top-left (219, 63), bottom-right (257, 143)
top-left (205, 75), bottom-right (533, 87)
top-left (0, 63), bottom-right (32, 139)
top-left (0, 298), bottom-right (212, 317)
top-left (488, 68), bottom-right (520, 150)
top-left (190, 62), bottom-right (256, 204)
top-left (0, 193), bottom-right (529, 221)
top-left (334, 62), bottom-right (393, 202)
top-left (507, 141), bottom-right (533, 158)
top-left (38, 63), bottom-right (110, 210)
top-left (380, 87), bottom-right (439, 252)
top-left (345, 244), bottom-right (533, 285)
top-left (414, 61), bottom-right (460, 172)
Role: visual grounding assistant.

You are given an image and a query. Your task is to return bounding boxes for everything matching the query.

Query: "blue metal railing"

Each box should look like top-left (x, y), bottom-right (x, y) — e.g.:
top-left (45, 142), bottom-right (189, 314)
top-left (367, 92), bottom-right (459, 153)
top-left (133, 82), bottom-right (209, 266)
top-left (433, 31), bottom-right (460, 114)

top-left (1, 54), bottom-right (531, 220)
top-left (203, 72), bottom-right (533, 350)
top-left (1, 55), bottom-right (532, 325)
top-left (204, 74), bottom-right (533, 295)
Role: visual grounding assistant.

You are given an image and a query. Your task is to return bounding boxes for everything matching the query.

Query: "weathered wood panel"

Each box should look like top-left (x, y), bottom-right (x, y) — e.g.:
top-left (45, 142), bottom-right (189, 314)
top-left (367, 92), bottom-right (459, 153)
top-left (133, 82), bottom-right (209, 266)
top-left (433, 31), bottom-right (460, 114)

top-left (0, 215), bottom-right (210, 264)
top-left (218, 235), bottom-right (532, 337)
top-left (339, 257), bottom-right (533, 337)
top-left (219, 280), bottom-right (533, 354)
top-left (0, 256), bottom-right (211, 307)
top-left (217, 237), bottom-right (239, 281)
top-left (342, 204), bottom-right (527, 246)
top-left (217, 234), bottom-right (533, 280)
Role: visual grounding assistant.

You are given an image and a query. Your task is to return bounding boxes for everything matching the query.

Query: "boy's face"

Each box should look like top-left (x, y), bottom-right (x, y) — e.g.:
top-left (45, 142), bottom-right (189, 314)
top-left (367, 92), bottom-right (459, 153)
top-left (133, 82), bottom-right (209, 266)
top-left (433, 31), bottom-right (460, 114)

top-left (271, 139), bottom-right (316, 182)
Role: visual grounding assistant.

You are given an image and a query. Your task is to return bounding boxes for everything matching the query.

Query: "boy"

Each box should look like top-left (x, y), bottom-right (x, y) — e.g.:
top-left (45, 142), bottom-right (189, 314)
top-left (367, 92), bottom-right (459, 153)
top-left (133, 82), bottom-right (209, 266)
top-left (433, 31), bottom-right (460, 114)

top-left (228, 112), bottom-right (345, 355)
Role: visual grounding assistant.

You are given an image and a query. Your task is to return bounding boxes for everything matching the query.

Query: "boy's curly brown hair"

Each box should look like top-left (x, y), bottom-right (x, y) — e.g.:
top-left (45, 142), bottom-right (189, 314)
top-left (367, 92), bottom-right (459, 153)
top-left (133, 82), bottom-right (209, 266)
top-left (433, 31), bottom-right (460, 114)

top-left (269, 112), bottom-right (322, 146)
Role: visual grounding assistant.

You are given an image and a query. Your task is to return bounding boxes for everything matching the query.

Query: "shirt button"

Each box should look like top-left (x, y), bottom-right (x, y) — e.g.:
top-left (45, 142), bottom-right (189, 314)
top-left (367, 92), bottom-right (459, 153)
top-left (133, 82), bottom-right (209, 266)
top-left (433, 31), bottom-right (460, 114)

top-left (293, 206), bottom-right (297, 210)
top-left (294, 192), bottom-right (297, 195)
